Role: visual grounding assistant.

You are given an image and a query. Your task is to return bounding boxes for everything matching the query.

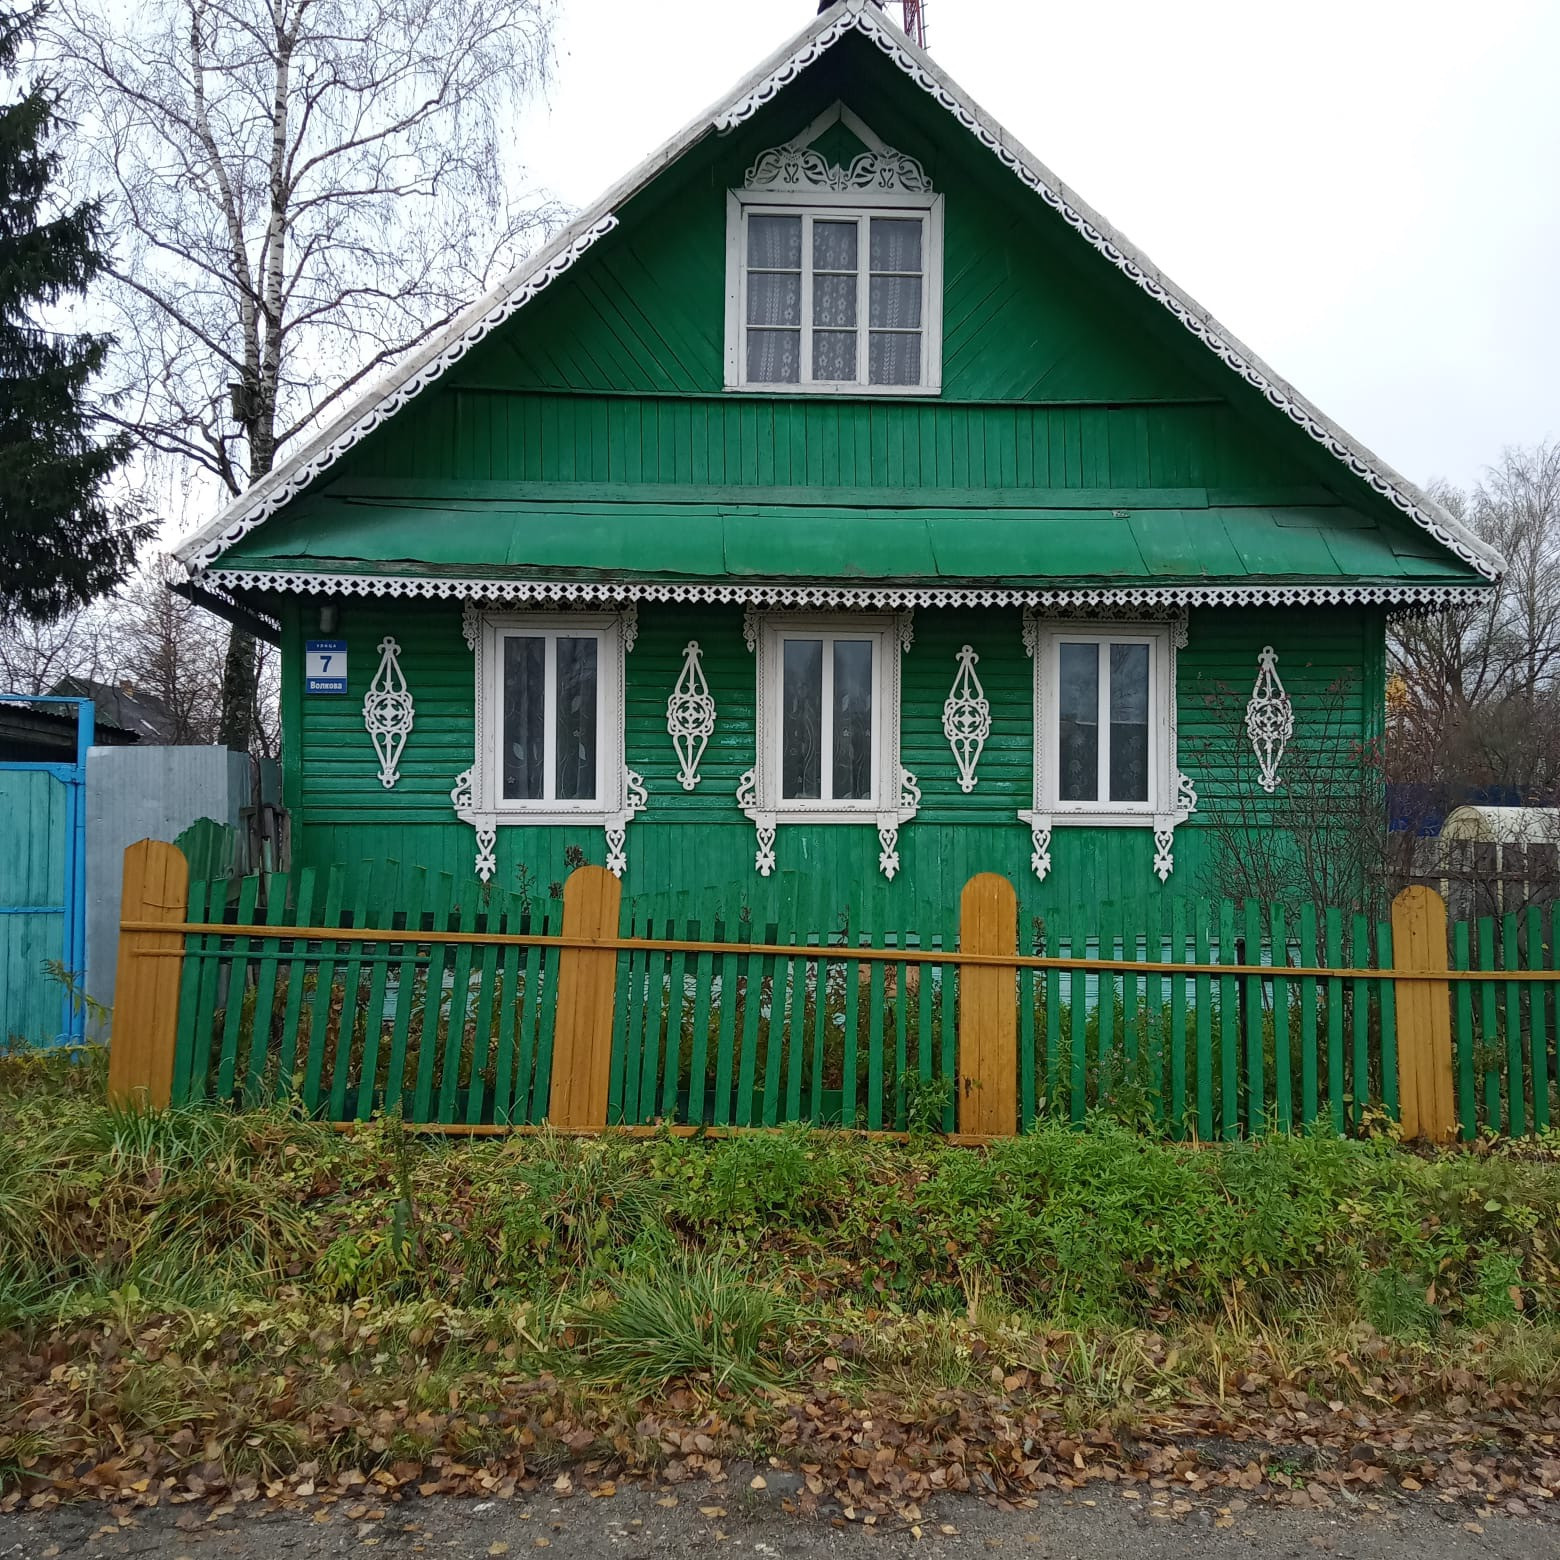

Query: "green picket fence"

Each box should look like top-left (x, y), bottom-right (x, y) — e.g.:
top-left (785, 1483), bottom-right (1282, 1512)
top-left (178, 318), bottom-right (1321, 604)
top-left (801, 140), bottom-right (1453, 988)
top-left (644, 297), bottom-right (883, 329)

top-left (149, 858), bottom-right (1559, 1139)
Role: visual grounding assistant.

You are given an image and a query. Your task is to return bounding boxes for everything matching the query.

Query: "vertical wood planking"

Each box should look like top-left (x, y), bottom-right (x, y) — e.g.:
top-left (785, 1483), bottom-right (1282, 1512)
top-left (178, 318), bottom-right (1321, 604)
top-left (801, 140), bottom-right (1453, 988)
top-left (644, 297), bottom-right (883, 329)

top-left (547, 865), bottom-right (623, 1129)
top-left (303, 867), bottom-right (346, 1114)
top-left (1218, 900), bottom-right (1238, 1139)
top-left (1452, 919), bottom-right (1475, 1140)
top-left (1324, 908), bottom-right (1345, 1134)
top-left (384, 869), bottom-right (427, 1118)
top-left (1350, 915), bottom-right (1371, 1131)
top-left (1193, 900), bottom-right (1213, 1140)
top-left (1477, 917), bottom-right (1499, 1132)
top-left (108, 841), bottom-right (190, 1109)
top-left (216, 874), bottom-right (261, 1102)
top-left (274, 868), bottom-right (317, 1102)
top-left (1536, 905), bottom-right (1553, 1135)
top-left (1298, 904), bottom-right (1318, 1130)
top-left (1270, 905), bottom-right (1291, 1133)
top-left (1501, 911), bottom-right (1524, 1136)
top-left (244, 874), bottom-right (290, 1107)
top-left (437, 881), bottom-right (482, 1123)
top-left (1243, 899), bottom-right (1264, 1134)
top-left (170, 877), bottom-right (210, 1107)
top-left (466, 890), bottom-right (504, 1125)
top-left (685, 893), bottom-right (719, 1124)
top-left (329, 878), bottom-right (375, 1122)
top-left (1375, 915), bottom-right (1399, 1124)
top-left (957, 872), bottom-right (1018, 1137)
top-left (1390, 885), bottom-right (1455, 1144)
top-left (712, 910), bottom-right (743, 1125)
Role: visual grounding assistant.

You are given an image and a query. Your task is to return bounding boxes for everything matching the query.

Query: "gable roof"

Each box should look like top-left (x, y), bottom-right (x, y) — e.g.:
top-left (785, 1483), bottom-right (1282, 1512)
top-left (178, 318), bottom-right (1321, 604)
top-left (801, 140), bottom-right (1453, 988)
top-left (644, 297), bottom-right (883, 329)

top-left (173, 0), bottom-right (1503, 585)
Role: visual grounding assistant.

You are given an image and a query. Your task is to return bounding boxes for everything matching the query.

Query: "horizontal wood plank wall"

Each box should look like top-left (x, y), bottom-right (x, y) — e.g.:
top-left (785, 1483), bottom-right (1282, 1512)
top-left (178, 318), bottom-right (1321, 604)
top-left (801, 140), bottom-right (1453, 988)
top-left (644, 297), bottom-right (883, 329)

top-left (285, 599), bottom-right (1376, 924)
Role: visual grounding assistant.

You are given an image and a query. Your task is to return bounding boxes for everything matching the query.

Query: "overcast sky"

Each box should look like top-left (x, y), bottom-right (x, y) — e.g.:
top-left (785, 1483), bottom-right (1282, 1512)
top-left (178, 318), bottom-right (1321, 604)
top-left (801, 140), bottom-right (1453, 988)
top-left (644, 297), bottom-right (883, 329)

top-left (511, 0), bottom-right (1559, 495)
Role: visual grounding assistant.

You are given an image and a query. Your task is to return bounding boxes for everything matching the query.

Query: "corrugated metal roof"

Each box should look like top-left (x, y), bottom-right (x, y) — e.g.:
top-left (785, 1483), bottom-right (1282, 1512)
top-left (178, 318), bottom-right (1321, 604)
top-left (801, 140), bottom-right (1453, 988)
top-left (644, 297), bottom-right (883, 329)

top-left (216, 492), bottom-right (1476, 587)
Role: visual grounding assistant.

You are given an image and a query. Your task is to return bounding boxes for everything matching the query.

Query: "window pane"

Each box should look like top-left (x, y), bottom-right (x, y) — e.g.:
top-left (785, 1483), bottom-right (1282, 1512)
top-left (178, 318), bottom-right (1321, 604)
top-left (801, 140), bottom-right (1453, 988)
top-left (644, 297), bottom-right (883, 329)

top-left (869, 274), bottom-right (922, 329)
top-left (747, 271), bottom-right (801, 327)
top-left (747, 329), bottom-right (800, 384)
top-left (782, 639), bottom-right (823, 800)
top-left (869, 331), bottom-right (921, 386)
top-left (812, 219), bottom-right (858, 272)
top-left (832, 640), bottom-right (874, 801)
top-left (502, 636), bottom-right (545, 801)
top-left (1109, 643), bottom-right (1151, 804)
top-left (748, 214), bottom-right (801, 269)
top-left (870, 217), bottom-right (922, 273)
top-left (554, 637), bottom-right (598, 802)
top-left (812, 272), bottom-right (857, 328)
top-left (813, 330), bottom-right (857, 381)
top-left (1057, 641), bottom-right (1099, 802)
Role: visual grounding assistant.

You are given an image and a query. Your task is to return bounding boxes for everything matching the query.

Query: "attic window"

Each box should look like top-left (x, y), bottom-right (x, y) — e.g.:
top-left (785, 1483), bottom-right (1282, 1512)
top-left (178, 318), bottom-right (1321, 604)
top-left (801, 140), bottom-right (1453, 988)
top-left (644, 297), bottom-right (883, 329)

top-left (725, 107), bottom-right (943, 397)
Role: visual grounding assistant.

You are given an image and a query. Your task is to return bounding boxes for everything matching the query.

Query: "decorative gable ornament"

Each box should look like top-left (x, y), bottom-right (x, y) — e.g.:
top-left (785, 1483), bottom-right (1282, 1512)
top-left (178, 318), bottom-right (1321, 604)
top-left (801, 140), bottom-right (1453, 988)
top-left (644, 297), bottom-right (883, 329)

top-left (1246, 646), bottom-right (1295, 793)
top-left (363, 636), bottom-right (413, 788)
top-left (744, 142), bottom-right (932, 195)
top-left (942, 645), bottom-right (990, 793)
top-left (666, 642), bottom-right (716, 791)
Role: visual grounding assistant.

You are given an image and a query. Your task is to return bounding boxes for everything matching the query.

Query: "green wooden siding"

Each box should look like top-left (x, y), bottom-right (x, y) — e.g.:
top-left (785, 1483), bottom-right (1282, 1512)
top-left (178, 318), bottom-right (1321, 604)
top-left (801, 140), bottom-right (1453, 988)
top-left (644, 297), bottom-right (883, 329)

top-left (281, 599), bottom-right (1382, 920)
top-left (288, 31), bottom-right (1450, 569)
top-left (322, 393), bottom-right (1330, 496)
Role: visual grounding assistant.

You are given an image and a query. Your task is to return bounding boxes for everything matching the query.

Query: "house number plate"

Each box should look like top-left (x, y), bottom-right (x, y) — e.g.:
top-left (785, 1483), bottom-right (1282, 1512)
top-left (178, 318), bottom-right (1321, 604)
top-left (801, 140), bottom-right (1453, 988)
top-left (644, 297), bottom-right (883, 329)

top-left (305, 639), bottom-right (348, 694)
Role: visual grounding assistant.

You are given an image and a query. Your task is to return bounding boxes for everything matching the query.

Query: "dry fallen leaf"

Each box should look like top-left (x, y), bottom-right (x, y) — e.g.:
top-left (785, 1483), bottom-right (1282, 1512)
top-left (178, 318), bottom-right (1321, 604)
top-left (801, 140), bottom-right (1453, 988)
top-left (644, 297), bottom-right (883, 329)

top-left (699, 1506), bottom-right (727, 1518)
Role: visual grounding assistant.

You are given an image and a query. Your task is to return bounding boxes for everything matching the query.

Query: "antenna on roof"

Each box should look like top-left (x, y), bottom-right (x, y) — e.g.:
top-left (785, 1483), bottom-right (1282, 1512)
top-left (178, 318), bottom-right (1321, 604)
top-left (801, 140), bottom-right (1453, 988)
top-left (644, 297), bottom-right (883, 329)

top-left (818, 0), bottom-right (927, 48)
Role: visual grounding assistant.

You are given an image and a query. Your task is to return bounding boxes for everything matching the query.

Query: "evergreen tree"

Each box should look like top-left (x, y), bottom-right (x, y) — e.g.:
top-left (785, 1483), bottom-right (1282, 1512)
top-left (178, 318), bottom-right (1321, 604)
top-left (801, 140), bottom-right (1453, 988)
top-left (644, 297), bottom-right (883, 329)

top-left (0, 2), bottom-right (144, 619)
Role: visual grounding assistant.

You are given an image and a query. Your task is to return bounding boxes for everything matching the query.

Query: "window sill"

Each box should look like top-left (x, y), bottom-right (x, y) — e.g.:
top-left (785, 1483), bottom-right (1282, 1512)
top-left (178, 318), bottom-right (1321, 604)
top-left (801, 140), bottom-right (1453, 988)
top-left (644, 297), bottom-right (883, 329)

top-left (1021, 808), bottom-right (1167, 830)
top-left (723, 381), bottom-right (942, 398)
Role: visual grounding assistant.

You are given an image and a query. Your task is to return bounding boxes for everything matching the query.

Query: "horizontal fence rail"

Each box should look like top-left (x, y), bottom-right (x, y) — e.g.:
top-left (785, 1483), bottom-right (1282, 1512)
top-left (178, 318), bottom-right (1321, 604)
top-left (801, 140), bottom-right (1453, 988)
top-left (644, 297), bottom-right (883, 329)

top-left (107, 842), bottom-right (1560, 1144)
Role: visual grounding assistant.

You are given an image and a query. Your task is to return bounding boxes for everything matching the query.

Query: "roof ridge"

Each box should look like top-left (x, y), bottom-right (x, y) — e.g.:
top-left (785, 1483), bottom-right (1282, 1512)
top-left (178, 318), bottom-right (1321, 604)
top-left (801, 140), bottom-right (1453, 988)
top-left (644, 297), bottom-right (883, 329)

top-left (174, 0), bottom-right (1503, 582)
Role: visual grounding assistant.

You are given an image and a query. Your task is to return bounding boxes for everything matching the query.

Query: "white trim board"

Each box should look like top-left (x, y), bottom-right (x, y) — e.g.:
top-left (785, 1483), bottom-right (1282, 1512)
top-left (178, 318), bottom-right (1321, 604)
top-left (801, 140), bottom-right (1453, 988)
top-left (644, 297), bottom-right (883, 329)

top-left (204, 568), bottom-right (1486, 612)
top-left (174, 0), bottom-right (1503, 584)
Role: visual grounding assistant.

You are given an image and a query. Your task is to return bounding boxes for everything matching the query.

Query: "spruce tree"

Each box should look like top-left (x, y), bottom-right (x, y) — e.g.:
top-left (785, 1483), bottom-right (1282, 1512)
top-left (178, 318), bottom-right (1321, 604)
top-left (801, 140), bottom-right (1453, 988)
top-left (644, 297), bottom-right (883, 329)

top-left (0, 2), bottom-right (144, 619)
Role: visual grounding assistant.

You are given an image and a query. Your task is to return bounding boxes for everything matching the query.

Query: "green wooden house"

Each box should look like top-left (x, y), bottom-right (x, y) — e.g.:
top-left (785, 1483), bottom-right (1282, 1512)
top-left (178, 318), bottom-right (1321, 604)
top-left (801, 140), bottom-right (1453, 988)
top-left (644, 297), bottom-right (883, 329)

top-left (174, 0), bottom-right (1500, 927)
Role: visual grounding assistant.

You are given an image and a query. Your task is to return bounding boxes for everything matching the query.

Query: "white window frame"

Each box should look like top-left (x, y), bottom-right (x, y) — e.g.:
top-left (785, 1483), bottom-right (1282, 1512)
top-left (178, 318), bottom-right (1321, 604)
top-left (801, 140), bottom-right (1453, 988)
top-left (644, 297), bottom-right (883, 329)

top-left (753, 613), bottom-right (902, 822)
top-left (724, 190), bottom-right (944, 396)
top-left (1025, 621), bottom-right (1177, 829)
top-left (473, 611), bottom-right (627, 824)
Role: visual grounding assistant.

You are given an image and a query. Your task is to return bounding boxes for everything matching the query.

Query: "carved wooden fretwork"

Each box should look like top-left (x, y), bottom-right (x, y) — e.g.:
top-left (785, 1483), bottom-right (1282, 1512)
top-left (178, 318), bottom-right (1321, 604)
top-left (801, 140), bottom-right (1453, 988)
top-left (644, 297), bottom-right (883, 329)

top-left (1246, 646), bottom-right (1295, 793)
top-left (942, 645), bottom-right (990, 793)
top-left (666, 641), bottom-right (716, 791)
top-left (744, 142), bottom-right (932, 195)
top-left (363, 636), bottom-right (413, 789)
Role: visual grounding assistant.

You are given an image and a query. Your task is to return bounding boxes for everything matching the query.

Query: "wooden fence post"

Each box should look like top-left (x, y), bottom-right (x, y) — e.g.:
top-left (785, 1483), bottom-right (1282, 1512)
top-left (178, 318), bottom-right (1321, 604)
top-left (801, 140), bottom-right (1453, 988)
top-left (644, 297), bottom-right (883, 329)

top-left (107, 839), bottom-right (190, 1109)
top-left (548, 864), bottom-right (623, 1129)
top-left (958, 872), bottom-right (1019, 1137)
top-left (1391, 884), bottom-right (1456, 1144)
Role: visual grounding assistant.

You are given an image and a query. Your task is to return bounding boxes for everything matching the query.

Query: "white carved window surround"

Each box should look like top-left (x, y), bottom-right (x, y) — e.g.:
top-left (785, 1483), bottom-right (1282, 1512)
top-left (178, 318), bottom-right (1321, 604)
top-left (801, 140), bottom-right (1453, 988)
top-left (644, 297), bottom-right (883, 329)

top-left (741, 610), bottom-right (918, 879)
top-left (724, 103), bottom-right (943, 397)
top-left (1020, 616), bottom-right (1195, 882)
top-left (454, 609), bottom-right (644, 881)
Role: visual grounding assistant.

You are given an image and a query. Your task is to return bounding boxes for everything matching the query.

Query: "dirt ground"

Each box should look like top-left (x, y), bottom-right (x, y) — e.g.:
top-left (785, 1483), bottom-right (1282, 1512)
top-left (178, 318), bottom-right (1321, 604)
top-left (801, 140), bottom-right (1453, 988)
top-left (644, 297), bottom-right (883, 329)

top-left (2, 1469), bottom-right (1555, 1560)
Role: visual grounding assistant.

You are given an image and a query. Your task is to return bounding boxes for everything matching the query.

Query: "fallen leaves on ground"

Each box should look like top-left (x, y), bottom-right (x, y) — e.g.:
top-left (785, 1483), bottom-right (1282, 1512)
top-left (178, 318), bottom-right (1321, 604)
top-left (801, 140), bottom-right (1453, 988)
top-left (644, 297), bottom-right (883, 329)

top-left (2, 1315), bottom-right (1557, 1524)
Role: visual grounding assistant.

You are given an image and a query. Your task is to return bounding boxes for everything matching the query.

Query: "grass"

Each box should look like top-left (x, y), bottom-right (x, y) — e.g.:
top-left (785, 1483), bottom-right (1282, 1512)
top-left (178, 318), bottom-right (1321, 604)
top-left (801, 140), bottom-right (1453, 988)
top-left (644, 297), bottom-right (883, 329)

top-left (2, 1040), bottom-right (1559, 1495)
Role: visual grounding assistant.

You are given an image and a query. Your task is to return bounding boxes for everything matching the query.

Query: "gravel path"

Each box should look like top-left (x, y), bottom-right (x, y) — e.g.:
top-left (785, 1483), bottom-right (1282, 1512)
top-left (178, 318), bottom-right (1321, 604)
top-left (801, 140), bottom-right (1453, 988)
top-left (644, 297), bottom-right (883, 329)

top-left (2, 1471), bottom-right (1556, 1560)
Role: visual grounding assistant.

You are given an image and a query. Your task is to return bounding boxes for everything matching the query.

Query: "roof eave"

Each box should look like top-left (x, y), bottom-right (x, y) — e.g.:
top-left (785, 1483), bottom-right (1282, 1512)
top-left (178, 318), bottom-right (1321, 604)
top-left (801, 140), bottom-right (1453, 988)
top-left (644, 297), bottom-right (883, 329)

top-left (176, 0), bottom-right (1505, 584)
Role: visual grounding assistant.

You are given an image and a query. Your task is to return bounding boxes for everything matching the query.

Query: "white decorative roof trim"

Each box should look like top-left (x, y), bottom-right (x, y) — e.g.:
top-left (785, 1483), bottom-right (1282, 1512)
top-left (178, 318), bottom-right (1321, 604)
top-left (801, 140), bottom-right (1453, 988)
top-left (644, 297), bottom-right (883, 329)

top-left (177, 215), bottom-right (619, 571)
top-left (714, 4), bottom-right (1501, 584)
top-left (178, 0), bottom-right (1501, 584)
top-left (205, 569), bottom-right (1488, 613)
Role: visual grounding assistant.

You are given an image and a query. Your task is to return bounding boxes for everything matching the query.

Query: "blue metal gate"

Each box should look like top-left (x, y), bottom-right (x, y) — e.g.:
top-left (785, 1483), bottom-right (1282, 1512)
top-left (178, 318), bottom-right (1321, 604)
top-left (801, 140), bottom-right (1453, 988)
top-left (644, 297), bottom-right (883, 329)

top-left (0, 696), bottom-right (93, 1045)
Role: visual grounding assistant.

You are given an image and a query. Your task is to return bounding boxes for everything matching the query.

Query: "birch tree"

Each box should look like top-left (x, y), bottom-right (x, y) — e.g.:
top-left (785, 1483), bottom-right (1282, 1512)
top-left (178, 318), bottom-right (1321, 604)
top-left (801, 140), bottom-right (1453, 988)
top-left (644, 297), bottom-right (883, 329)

top-left (53, 0), bottom-right (562, 749)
